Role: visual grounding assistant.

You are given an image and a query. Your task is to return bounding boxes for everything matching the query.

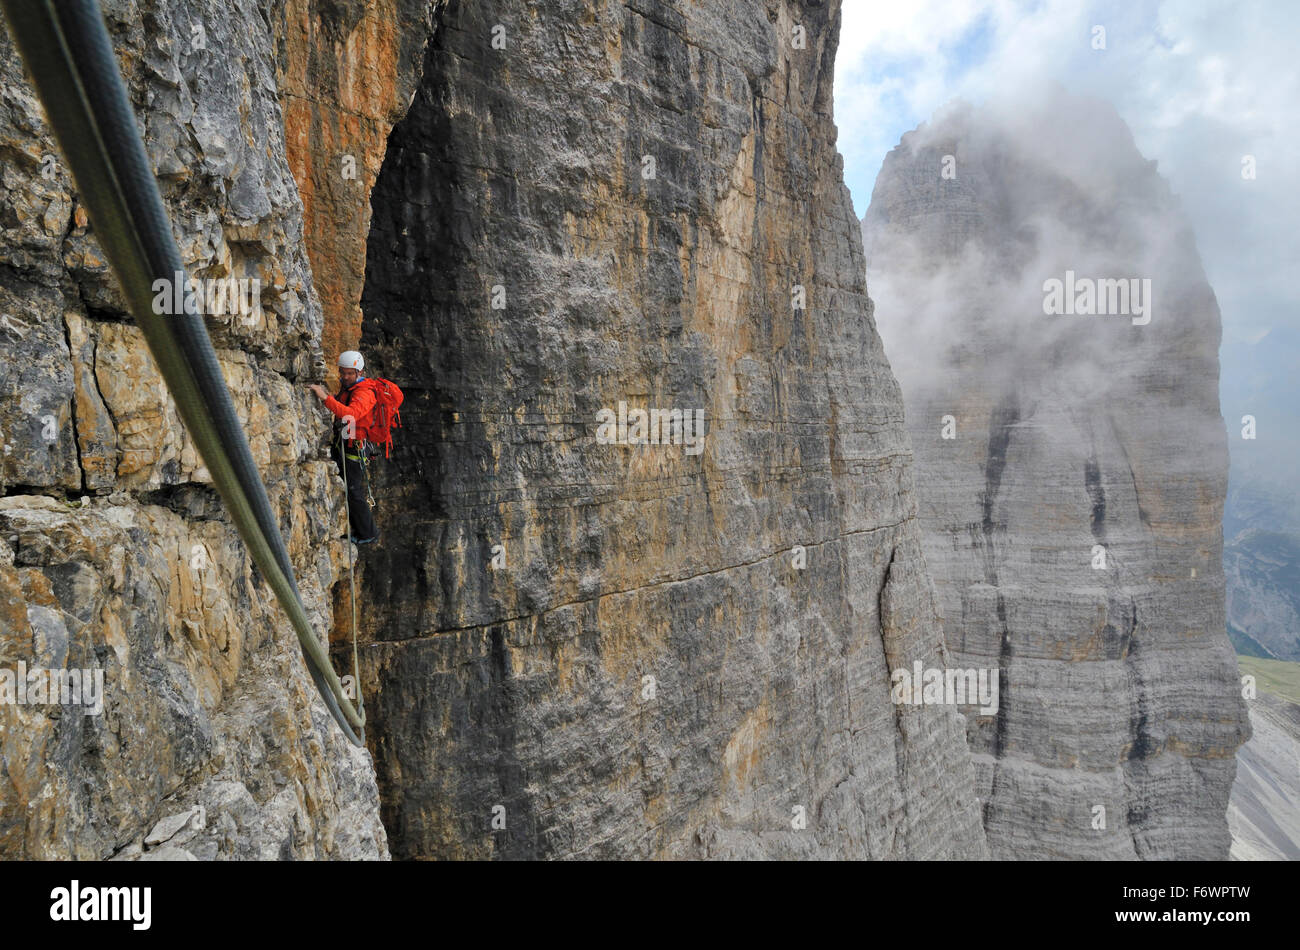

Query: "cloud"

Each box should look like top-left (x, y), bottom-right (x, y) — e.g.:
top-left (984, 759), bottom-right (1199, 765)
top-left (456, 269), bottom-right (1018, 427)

top-left (862, 89), bottom-right (1231, 498)
top-left (834, 0), bottom-right (1300, 341)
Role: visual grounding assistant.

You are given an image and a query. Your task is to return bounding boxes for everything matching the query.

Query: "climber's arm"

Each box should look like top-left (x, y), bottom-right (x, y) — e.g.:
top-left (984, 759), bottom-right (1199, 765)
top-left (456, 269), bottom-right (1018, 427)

top-left (317, 387), bottom-right (376, 427)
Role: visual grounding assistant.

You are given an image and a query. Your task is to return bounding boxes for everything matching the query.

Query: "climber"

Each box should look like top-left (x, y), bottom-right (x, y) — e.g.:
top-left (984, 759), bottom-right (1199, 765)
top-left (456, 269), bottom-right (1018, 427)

top-left (309, 350), bottom-right (380, 544)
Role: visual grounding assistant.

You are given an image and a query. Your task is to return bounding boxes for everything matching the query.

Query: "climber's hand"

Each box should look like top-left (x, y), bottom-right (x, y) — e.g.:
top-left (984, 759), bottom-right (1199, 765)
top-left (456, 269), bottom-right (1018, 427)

top-left (308, 384), bottom-right (329, 401)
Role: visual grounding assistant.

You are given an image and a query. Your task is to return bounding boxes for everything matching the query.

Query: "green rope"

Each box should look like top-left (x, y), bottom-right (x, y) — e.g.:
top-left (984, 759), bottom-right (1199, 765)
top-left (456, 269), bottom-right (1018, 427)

top-left (1, 0), bottom-right (366, 744)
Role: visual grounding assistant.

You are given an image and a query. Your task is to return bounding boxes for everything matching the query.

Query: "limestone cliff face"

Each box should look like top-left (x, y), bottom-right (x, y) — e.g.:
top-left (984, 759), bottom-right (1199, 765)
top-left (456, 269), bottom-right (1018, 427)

top-left (352, 0), bottom-right (986, 859)
top-left (276, 0), bottom-right (440, 363)
top-left (1, 0), bottom-right (989, 861)
top-left (862, 93), bottom-right (1250, 858)
top-left (0, 0), bottom-right (394, 859)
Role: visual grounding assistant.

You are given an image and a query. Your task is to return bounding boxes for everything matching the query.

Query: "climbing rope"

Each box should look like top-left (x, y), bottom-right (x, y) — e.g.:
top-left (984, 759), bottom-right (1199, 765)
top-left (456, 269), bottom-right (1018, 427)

top-left (338, 432), bottom-right (365, 726)
top-left (1, 0), bottom-right (366, 745)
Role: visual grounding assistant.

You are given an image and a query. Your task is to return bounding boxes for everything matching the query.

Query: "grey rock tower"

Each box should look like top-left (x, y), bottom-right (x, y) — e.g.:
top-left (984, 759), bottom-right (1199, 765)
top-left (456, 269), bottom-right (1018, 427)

top-left (863, 91), bottom-right (1249, 859)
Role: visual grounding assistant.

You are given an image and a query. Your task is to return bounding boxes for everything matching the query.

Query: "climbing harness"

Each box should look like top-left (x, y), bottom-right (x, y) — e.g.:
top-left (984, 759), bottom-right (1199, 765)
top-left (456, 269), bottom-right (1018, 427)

top-left (1, 0), bottom-right (366, 745)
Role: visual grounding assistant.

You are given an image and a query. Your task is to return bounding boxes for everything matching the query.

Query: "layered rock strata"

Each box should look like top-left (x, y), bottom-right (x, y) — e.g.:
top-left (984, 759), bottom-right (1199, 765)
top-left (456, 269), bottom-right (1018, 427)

top-left (352, 0), bottom-right (988, 859)
top-left (863, 93), bottom-right (1250, 858)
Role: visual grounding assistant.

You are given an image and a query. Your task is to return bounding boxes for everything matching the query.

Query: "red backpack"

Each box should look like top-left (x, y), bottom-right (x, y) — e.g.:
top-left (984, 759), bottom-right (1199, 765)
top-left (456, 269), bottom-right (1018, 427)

top-left (353, 377), bottom-right (404, 457)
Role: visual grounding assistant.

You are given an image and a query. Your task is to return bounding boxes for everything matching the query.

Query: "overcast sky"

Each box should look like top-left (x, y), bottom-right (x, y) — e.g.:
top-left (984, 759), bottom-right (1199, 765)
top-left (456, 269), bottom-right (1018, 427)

top-left (834, 0), bottom-right (1299, 345)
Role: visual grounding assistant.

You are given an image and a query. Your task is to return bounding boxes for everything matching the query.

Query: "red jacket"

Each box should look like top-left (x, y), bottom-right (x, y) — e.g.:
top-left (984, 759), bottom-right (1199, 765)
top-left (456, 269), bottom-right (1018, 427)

top-left (324, 380), bottom-right (376, 446)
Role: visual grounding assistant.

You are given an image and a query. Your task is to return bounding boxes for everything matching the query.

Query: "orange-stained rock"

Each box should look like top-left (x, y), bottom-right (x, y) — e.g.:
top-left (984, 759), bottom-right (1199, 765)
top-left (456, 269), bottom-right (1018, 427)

top-left (277, 0), bottom-right (441, 364)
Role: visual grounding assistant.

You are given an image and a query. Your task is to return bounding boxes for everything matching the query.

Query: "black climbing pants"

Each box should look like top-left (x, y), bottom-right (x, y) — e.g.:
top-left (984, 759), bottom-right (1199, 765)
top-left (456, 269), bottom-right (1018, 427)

top-left (331, 439), bottom-right (377, 541)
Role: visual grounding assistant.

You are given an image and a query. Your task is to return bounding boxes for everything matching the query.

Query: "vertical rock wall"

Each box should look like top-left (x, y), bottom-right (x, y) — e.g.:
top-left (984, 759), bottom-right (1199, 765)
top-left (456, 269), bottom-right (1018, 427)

top-left (0, 0), bottom-right (394, 859)
top-left (354, 0), bottom-right (988, 859)
top-left (863, 94), bottom-right (1250, 858)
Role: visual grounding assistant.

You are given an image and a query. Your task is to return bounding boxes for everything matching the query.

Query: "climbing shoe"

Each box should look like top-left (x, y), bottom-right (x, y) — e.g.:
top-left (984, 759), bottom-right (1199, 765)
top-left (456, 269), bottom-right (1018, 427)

top-left (350, 533), bottom-right (380, 545)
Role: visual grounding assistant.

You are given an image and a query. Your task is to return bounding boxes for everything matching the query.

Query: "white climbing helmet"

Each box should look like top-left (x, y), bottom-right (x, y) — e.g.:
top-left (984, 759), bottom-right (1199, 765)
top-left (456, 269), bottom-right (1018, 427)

top-left (338, 350), bottom-right (364, 371)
